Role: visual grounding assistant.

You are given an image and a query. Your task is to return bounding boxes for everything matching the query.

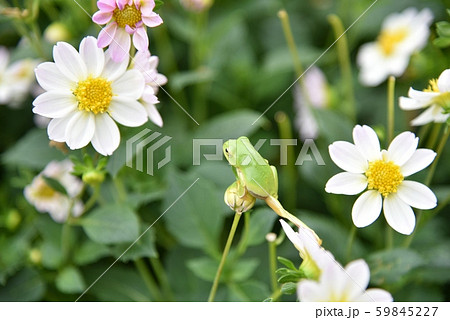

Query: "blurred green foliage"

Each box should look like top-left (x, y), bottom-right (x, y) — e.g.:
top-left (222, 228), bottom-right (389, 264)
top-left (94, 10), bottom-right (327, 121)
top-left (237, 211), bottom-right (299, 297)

top-left (0, 0), bottom-right (449, 301)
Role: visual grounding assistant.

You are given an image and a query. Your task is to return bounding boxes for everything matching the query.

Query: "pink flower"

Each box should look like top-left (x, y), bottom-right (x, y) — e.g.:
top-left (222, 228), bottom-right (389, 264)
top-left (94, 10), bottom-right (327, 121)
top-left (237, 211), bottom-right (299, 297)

top-left (92, 0), bottom-right (163, 62)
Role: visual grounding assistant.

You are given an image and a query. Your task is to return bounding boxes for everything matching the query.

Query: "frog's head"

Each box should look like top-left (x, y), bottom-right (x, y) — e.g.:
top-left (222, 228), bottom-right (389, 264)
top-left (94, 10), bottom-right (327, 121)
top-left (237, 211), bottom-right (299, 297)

top-left (223, 139), bottom-right (236, 164)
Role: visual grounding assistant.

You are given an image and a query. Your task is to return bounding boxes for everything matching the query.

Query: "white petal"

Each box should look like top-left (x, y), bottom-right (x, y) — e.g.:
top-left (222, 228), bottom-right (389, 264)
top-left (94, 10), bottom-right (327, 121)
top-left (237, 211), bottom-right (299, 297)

top-left (91, 113), bottom-right (120, 156)
top-left (387, 132), bottom-right (418, 166)
top-left (111, 69), bottom-right (145, 99)
top-left (32, 91), bottom-right (77, 118)
top-left (352, 125), bottom-right (381, 161)
top-left (279, 219), bottom-right (303, 252)
top-left (437, 69), bottom-right (450, 92)
top-left (401, 148), bottom-right (436, 177)
top-left (297, 280), bottom-right (328, 302)
top-left (343, 259), bottom-right (370, 300)
top-left (53, 41), bottom-right (87, 82)
top-left (35, 62), bottom-right (75, 91)
top-left (79, 36), bottom-right (105, 77)
top-left (411, 106), bottom-right (445, 126)
top-left (108, 28), bottom-right (131, 62)
top-left (357, 288), bottom-right (393, 302)
top-left (352, 190), bottom-right (382, 228)
top-left (47, 114), bottom-right (74, 142)
top-left (108, 97), bottom-right (147, 127)
top-left (408, 88), bottom-right (438, 102)
top-left (383, 194), bottom-right (416, 235)
top-left (65, 111), bottom-right (95, 149)
top-left (325, 172), bottom-right (367, 195)
top-left (101, 49), bottom-right (129, 81)
top-left (329, 141), bottom-right (368, 173)
top-left (399, 96), bottom-right (429, 110)
top-left (143, 102), bottom-right (163, 127)
top-left (397, 181), bottom-right (437, 210)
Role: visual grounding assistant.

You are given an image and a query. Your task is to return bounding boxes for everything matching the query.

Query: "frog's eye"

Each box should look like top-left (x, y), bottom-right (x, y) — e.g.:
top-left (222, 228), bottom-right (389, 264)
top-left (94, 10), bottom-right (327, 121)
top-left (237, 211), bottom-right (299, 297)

top-left (225, 148), bottom-right (229, 154)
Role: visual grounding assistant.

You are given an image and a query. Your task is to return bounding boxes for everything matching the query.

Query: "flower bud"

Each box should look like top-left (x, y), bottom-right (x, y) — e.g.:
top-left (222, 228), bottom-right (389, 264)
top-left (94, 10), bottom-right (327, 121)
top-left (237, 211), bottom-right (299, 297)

top-left (29, 248), bottom-right (42, 265)
top-left (224, 181), bottom-right (256, 213)
top-left (5, 209), bottom-right (21, 231)
top-left (82, 170), bottom-right (105, 186)
top-left (44, 22), bottom-right (71, 43)
top-left (180, 0), bottom-right (213, 13)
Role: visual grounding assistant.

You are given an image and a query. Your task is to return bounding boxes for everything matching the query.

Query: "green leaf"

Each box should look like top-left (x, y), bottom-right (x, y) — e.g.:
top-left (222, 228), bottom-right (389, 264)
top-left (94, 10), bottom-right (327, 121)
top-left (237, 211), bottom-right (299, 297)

top-left (42, 175), bottom-right (68, 196)
top-left (2, 128), bottom-right (66, 169)
top-left (80, 204), bottom-right (140, 244)
top-left (194, 109), bottom-right (268, 140)
top-left (227, 280), bottom-right (271, 302)
top-left (55, 266), bottom-right (85, 294)
top-left (186, 257), bottom-right (218, 282)
top-left (113, 226), bottom-right (157, 262)
top-left (0, 268), bottom-right (45, 301)
top-left (230, 258), bottom-right (259, 282)
top-left (277, 256), bottom-right (297, 270)
top-left (40, 240), bottom-right (63, 269)
top-left (73, 241), bottom-right (111, 265)
top-left (163, 169), bottom-right (223, 254)
top-left (367, 248), bottom-right (423, 287)
top-left (280, 282), bottom-right (297, 295)
top-left (246, 208), bottom-right (277, 246)
top-left (84, 264), bottom-right (151, 301)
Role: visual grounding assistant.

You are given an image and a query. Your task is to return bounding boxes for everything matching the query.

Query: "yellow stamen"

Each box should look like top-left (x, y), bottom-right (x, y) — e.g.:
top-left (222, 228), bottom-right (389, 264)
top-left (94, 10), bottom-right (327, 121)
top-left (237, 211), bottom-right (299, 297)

top-left (365, 160), bottom-right (404, 197)
top-left (113, 4), bottom-right (142, 29)
top-left (33, 179), bottom-right (56, 198)
top-left (424, 79), bottom-right (440, 93)
top-left (424, 78), bottom-right (450, 109)
top-left (73, 77), bottom-right (113, 114)
top-left (377, 28), bottom-right (408, 56)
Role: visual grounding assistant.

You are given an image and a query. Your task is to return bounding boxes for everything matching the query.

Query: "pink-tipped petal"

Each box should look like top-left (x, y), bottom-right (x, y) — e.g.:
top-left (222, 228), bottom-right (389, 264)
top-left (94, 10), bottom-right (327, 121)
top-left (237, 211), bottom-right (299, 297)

top-left (142, 12), bottom-right (163, 27)
top-left (133, 27), bottom-right (149, 52)
top-left (92, 11), bottom-right (113, 25)
top-left (97, 23), bottom-right (117, 48)
top-left (109, 28), bottom-right (131, 62)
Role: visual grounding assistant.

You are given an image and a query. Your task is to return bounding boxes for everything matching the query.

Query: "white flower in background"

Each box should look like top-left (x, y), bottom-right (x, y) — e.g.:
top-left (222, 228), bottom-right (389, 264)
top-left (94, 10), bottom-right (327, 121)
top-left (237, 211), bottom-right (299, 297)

top-left (399, 69), bottom-right (450, 126)
top-left (0, 47), bottom-right (39, 107)
top-left (280, 219), bottom-right (332, 279)
top-left (293, 67), bottom-right (329, 140)
top-left (132, 50), bottom-right (167, 127)
top-left (298, 259), bottom-right (393, 302)
top-left (24, 160), bottom-right (84, 223)
top-left (357, 8), bottom-right (433, 86)
top-left (33, 36), bottom-right (148, 156)
top-left (180, 0), bottom-right (213, 13)
top-left (325, 125), bottom-right (437, 235)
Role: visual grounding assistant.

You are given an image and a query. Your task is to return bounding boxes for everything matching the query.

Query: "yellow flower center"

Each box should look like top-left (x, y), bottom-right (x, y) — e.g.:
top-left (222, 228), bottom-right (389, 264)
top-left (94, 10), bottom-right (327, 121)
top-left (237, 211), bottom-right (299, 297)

top-left (423, 78), bottom-right (450, 110)
top-left (113, 4), bottom-right (142, 28)
top-left (34, 179), bottom-right (57, 198)
top-left (377, 28), bottom-right (408, 56)
top-left (365, 160), bottom-right (404, 197)
top-left (73, 77), bottom-right (113, 114)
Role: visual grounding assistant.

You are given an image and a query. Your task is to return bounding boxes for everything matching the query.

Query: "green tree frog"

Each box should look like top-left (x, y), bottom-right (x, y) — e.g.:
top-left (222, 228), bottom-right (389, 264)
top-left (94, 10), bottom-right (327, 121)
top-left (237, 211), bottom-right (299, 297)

top-left (223, 136), bottom-right (321, 244)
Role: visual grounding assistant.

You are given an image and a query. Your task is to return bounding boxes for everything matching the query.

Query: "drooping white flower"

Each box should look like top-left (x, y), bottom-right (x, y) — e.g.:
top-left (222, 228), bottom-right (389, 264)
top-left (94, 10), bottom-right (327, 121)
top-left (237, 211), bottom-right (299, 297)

top-left (280, 219), bottom-right (333, 279)
top-left (0, 47), bottom-right (39, 107)
top-left (325, 125), bottom-right (437, 235)
top-left (293, 67), bottom-right (329, 140)
top-left (132, 50), bottom-right (167, 127)
top-left (399, 69), bottom-right (450, 126)
top-left (298, 259), bottom-right (393, 302)
top-left (24, 160), bottom-right (84, 223)
top-left (32, 36), bottom-right (147, 156)
top-left (357, 8), bottom-right (433, 87)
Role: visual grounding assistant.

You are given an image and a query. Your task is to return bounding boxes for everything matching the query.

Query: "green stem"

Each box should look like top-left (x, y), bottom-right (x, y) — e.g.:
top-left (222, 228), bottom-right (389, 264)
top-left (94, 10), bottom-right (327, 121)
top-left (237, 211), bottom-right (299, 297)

top-left (267, 236), bottom-right (278, 293)
top-left (81, 185), bottom-right (101, 214)
top-left (385, 223), bottom-right (394, 249)
top-left (208, 212), bottom-right (242, 302)
top-left (425, 126), bottom-right (449, 186)
top-left (345, 225), bottom-right (357, 262)
top-left (275, 111), bottom-right (296, 211)
top-left (426, 123), bottom-right (443, 151)
top-left (134, 259), bottom-right (163, 301)
top-left (113, 176), bottom-right (127, 203)
top-left (236, 211), bottom-right (250, 257)
top-left (270, 288), bottom-right (282, 302)
top-left (149, 257), bottom-right (175, 301)
top-left (387, 76), bottom-right (396, 146)
top-left (278, 10), bottom-right (304, 77)
top-left (328, 14), bottom-right (356, 121)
